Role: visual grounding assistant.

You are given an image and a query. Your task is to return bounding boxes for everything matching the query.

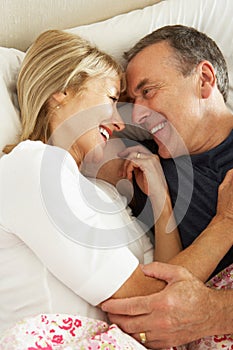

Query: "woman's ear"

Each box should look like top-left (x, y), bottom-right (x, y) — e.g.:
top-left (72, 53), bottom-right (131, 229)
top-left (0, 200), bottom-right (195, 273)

top-left (199, 61), bottom-right (216, 99)
top-left (52, 91), bottom-right (67, 103)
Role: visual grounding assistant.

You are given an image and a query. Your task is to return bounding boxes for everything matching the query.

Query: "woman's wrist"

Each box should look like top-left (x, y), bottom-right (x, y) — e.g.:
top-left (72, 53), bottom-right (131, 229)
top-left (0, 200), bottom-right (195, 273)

top-left (150, 191), bottom-right (173, 221)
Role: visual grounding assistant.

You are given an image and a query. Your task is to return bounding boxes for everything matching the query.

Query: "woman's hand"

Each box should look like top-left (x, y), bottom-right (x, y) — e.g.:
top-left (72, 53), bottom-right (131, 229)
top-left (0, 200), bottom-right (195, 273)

top-left (119, 146), bottom-right (167, 196)
top-left (118, 145), bottom-right (170, 221)
top-left (119, 145), bottom-right (182, 261)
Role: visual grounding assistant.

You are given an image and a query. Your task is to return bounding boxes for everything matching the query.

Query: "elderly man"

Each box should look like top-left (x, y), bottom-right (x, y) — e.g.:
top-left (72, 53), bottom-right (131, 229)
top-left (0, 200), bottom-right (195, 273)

top-left (101, 25), bottom-right (233, 348)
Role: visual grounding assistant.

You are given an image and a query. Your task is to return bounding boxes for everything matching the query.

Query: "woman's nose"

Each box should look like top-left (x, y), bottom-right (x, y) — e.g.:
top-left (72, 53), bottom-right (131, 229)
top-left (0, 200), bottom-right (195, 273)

top-left (112, 108), bottom-right (125, 132)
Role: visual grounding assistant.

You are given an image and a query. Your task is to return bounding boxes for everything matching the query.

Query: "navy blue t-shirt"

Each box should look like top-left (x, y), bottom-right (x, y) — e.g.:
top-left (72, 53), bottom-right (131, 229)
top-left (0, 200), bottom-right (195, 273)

top-left (132, 131), bottom-right (233, 278)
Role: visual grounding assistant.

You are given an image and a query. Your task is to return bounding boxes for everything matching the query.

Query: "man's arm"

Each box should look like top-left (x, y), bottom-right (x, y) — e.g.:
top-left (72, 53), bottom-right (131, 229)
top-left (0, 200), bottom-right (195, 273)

top-left (168, 218), bottom-right (233, 281)
top-left (168, 168), bottom-right (233, 281)
top-left (89, 141), bottom-right (233, 298)
top-left (101, 169), bottom-right (233, 346)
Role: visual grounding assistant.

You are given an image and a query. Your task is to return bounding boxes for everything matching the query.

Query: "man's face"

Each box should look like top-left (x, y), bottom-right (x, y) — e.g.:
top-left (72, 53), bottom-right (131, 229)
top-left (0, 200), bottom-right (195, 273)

top-left (126, 42), bottom-right (204, 158)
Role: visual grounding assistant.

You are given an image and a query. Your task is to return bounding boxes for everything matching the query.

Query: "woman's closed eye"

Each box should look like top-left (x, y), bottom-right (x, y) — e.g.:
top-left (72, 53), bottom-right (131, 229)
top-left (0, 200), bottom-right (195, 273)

top-left (109, 96), bottom-right (118, 103)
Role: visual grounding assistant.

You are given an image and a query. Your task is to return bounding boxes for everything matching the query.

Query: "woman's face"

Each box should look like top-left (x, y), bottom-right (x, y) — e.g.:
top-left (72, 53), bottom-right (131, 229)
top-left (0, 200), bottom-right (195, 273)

top-left (50, 77), bottom-right (125, 164)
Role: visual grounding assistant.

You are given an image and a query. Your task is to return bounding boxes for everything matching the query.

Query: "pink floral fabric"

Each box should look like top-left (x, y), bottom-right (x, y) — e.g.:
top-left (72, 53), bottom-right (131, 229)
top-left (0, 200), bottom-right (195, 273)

top-left (0, 314), bottom-right (146, 350)
top-left (0, 264), bottom-right (232, 350)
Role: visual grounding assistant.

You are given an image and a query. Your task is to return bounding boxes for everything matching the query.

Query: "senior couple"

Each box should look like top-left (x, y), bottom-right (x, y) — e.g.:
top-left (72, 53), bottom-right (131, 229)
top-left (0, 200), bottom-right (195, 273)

top-left (0, 24), bottom-right (232, 349)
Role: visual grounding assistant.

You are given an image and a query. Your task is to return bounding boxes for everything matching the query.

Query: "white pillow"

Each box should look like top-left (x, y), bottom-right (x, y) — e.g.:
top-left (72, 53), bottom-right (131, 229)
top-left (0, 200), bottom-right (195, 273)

top-left (70, 0), bottom-right (233, 111)
top-left (0, 48), bottom-right (25, 156)
top-left (1, 0), bottom-right (233, 155)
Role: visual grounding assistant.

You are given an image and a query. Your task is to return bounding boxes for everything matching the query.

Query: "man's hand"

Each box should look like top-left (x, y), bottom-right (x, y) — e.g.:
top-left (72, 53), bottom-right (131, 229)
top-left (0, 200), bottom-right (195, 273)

top-left (101, 262), bottom-right (219, 348)
top-left (213, 169), bottom-right (233, 228)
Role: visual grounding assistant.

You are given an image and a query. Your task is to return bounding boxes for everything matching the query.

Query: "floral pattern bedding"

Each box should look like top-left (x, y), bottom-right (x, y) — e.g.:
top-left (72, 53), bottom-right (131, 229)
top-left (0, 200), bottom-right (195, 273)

top-left (0, 264), bottom-right (232, 350)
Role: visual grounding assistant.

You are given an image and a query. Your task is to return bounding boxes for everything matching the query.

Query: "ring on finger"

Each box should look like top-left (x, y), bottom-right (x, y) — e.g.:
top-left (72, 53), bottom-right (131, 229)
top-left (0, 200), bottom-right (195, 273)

top-left (136, 152), bottom-right (141, 159)
top-left (139, 332), bottom-right (147, 344)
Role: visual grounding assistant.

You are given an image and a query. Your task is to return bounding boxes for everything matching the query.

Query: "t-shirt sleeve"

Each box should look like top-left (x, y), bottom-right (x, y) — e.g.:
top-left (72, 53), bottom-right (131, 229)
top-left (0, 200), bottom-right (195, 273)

top-left (0, 141), bottom-right (139, 305)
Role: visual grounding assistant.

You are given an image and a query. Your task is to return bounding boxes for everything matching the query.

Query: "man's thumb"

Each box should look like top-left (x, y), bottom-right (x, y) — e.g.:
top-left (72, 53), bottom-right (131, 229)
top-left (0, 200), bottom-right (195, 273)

top-left (142, 261), bottom-right (189, 284)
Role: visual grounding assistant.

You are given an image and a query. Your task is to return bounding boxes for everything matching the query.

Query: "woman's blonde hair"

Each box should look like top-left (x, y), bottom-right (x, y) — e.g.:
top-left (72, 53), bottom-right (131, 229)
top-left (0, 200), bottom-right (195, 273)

top-left (4, 29), bottom-right (124, 153)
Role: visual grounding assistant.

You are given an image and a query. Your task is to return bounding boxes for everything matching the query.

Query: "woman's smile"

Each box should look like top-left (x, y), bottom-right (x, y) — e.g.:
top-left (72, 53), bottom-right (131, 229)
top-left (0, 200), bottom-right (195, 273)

top-left (99, 125), bottom-right (113, 142)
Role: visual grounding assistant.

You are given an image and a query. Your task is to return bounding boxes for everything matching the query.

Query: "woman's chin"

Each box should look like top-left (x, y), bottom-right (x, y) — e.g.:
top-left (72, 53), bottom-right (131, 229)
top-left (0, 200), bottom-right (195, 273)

top-left (84, 146), bottom-right (105, 165)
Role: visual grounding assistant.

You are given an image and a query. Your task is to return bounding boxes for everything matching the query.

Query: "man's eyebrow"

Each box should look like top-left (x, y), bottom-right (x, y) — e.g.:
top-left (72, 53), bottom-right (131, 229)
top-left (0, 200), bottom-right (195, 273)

top-left (127, 78), bottom-right (150, 98)
top-left (135, 78), bottom-right (150, 92)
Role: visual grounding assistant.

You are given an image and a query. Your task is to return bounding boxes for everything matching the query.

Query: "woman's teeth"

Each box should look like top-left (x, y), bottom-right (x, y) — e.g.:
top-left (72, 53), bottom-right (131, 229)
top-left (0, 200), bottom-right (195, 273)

top-left (150, 122), bottom-right (166, 135)
top-left (99, 126), bottom-right (110, 140)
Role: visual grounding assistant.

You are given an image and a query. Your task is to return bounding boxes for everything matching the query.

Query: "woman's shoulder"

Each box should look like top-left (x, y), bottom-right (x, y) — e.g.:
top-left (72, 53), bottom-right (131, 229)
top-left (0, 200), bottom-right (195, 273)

top-left (0, 140), bottom-right (79, 184)
top-left (2, 140), bottom-right (74, 165)
top-left (2, 140), bottom-right (47, 160)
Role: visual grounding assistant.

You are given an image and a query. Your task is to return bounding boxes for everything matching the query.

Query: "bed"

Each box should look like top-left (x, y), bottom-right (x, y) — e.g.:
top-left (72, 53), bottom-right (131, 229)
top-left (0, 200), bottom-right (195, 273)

top-left (1, 0), bottom-right (233, 348)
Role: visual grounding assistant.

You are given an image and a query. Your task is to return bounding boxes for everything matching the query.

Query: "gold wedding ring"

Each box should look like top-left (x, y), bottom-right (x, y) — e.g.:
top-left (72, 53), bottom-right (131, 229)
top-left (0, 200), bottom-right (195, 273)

top-left (136, 152), bottom-right (141, 159)
top-left (139, 332), bottom-right (147, 344)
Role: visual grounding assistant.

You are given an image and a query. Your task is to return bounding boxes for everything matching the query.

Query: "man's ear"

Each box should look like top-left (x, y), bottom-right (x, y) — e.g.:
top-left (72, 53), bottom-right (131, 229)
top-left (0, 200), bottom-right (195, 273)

top-left (199, 61), bottom-right (216, 99)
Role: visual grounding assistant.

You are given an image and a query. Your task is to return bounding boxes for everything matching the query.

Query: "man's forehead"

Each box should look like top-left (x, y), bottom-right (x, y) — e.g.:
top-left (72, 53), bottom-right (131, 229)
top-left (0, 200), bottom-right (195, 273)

top-left (126, 41), bottom-right (173, 71)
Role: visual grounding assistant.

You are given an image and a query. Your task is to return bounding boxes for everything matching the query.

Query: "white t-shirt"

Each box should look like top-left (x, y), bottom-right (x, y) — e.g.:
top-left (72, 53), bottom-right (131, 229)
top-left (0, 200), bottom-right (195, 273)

top-left (0, 140), bottom-right (153, 334)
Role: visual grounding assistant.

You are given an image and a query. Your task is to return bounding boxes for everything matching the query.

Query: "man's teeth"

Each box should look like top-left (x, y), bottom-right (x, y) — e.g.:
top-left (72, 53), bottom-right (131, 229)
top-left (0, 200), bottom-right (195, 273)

top-left (99, 126), bottom-right (110, 140)
top-left (150, 122), bottom-right (166, 134)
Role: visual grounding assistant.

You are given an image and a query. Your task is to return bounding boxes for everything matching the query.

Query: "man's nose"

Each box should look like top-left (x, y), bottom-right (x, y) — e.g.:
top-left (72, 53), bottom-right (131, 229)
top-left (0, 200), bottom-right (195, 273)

top-left (132, 102), bottom-right (150, 125)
